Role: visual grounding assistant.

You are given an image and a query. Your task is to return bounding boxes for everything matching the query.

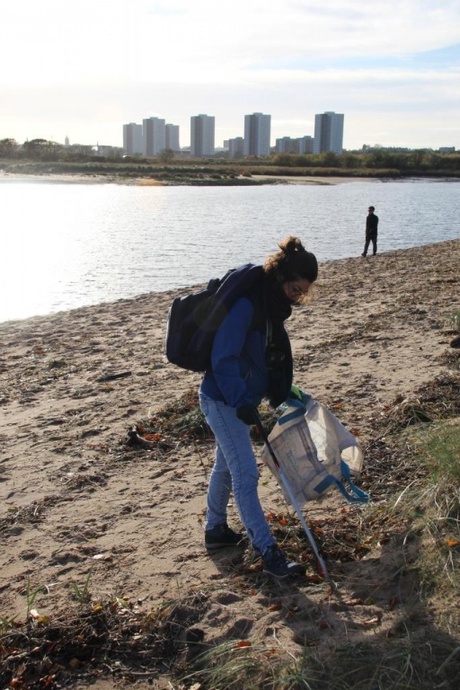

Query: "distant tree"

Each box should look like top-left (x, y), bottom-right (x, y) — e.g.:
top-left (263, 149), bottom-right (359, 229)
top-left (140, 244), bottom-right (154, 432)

top-left (0, 138), bottom-right (19, 158)
top-left (272, 153), bottom-right (295, 166)
top-left (158, 148), bottom-right (175, 164)
top-left (22, 138), bottom-right (64, 161)
top-left (321, 151), bottom-right (340, 167)
top-left (405, 150), bottom-right (425, 169)
top-left (342, 153), bottom-right (360, 169)
top-left (365, 149), bottom-right (399, 169)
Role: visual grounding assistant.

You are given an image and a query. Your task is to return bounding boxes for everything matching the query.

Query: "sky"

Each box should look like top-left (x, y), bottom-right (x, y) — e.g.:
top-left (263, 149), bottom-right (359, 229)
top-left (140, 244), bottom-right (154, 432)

top-left (1, 0), bottom-right (460, 151)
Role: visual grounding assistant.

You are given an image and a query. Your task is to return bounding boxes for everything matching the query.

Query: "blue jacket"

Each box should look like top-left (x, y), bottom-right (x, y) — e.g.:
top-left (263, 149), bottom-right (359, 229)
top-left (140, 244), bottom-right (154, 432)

top-left (200, 296), bottom-right (268, 408)
top-left (200, 291), bottom-right (293, 409)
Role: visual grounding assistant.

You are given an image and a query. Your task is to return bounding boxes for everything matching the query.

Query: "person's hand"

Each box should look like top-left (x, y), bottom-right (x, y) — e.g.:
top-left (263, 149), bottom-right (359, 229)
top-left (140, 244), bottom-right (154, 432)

top-left (289, 384), bottom-right (304, 401)
top-left (236, 404), bottom-right (258, 426)
top-left (288, 385), bottom-right (311, 405)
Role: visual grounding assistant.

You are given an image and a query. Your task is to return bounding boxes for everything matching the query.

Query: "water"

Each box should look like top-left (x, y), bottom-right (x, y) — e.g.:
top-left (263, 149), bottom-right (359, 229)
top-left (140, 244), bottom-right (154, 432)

top-left (0, 179), bottom-right (459, 323)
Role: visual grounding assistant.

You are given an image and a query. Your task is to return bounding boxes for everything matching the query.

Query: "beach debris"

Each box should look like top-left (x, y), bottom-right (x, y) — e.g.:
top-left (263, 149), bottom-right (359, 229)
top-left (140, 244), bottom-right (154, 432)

top-left (97, 370), bottom-right (132, 382)
top-left (127, 425), bottom-right (171, 451)
top-left (0, 592), bottom-right (209, 689)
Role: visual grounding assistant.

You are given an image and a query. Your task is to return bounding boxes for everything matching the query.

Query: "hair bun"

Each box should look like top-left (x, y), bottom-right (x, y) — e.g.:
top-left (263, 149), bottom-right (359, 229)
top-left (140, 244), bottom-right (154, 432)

top-left (279, 236), bottom-right (305, 256)
top-left (264, 235), bottom-right (318, 284)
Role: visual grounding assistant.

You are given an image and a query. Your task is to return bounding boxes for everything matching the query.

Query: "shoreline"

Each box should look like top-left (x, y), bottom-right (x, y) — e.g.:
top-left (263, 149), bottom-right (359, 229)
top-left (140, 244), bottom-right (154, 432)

top-left (0, 238), bottom-right (456, 327)
top-left (2, 169), bottom-right (459, 187)
top-left (0, 170), bottom-right (376, 186)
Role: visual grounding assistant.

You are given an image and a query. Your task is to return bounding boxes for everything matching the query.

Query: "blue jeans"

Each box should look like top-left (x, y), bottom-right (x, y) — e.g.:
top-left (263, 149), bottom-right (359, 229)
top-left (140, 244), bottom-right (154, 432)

top-left (199, 391), bottom-right (275, 556)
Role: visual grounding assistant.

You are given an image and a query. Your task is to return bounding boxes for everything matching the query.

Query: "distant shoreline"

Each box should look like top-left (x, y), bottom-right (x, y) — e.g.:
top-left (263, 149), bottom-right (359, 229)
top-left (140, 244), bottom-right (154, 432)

top-left (0, 170), bottom-right (375, 186)
top-left (1, 170), bottom-right (459, 187)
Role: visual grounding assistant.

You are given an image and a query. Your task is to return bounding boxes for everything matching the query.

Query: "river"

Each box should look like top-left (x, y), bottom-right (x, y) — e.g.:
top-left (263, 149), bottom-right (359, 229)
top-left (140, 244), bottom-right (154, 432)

top-left (0, 178), bottom-right (459, 322)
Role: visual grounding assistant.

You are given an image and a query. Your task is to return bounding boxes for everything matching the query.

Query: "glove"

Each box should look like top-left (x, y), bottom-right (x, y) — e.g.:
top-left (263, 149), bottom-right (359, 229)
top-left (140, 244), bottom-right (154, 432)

top-left (236, 404), bottom-right (258, 426)
top-left (289, 384), bottom-right (304, 401)
top-left (288, 385), bottom-right (311, 404)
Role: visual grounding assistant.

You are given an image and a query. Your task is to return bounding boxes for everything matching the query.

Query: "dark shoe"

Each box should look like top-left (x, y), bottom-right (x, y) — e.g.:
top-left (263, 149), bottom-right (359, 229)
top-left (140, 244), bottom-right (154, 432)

top-left (361, 252), bottom-right (366, 257)
top-left (205, 523), bottom-right (245, 550)
top-left (262, 545), bottom-right (306, 579)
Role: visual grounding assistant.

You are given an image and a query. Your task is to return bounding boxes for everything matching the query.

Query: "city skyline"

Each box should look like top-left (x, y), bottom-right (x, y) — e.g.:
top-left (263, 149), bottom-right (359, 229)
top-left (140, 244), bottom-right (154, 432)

top-left (123, 111), bottom-right (345, 156)
top-left (1, 1), bottom-right (460, 150)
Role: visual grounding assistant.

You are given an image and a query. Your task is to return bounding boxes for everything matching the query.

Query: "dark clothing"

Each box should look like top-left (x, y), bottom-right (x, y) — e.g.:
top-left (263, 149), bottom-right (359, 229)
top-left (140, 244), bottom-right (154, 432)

top-left (363, 212), bottom-right (379, 256)
top-left (200, 273), bottom-right (293, 411)
top-left (366, 212), bottom-right (379, 235)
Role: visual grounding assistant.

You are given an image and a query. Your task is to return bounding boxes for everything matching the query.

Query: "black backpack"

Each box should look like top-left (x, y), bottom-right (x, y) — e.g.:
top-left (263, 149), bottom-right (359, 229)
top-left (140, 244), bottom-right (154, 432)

top-left (165, 263), bottom-right (265, 372)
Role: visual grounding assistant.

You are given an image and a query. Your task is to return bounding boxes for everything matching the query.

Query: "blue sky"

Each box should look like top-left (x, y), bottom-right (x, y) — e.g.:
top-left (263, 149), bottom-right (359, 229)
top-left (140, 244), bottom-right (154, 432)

top-left (1, 0), bottom-right (459, 150)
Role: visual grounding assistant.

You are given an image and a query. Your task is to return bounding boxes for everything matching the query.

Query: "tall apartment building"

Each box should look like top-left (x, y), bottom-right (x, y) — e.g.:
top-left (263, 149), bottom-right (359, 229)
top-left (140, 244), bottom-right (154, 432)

top-left (143, 117), bottom-right (166, 157)
top-left (123, 123), bottom-right (143, 155)
top-left (313, 111), bottom-right (344, 154)
top-left (244, 112), bottom-right (271, 157)
top-left (296, 136), bottom-right (314, 154)
top-left (228, 137), bottom-right (244, 159)
top-left (190, 114), bottom-right (215, 157)
top-left (165, 124), bottom-right (180, 152)
top-left (275, 137), bottom-right (292, 154)
top-left (276, 136), bottom-right (314, 155)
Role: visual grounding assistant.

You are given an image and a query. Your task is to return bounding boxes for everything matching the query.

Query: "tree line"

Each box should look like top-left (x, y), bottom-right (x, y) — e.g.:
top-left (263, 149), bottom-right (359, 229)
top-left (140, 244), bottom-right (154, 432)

top-left (1, 137), bottom-right (459, 176)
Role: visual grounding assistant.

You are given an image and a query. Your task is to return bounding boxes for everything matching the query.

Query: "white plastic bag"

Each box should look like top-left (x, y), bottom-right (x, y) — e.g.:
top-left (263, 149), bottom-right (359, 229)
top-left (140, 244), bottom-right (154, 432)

top-left (261, 396), bottom-right (368, 506)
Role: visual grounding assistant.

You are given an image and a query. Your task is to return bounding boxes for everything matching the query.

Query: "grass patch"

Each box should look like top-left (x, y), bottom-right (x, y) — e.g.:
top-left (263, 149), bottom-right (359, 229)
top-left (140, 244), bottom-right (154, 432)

top-left (182, 634), bottom-right (460, 689)
top-left (395, 418), bottom-right (460, 599)
top-left (420, 422), bottom-right (460, 483)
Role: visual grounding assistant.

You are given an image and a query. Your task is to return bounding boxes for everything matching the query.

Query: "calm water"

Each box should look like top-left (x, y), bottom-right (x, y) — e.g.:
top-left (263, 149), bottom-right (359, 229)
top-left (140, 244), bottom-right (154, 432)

top-left (0, 179), bottom-right (459, 323)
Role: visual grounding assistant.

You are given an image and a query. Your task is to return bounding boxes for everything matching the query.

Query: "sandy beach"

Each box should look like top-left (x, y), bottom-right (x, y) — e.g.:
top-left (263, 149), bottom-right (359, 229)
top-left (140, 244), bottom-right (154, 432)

top-left (1, 239), bottom-right (459, 688)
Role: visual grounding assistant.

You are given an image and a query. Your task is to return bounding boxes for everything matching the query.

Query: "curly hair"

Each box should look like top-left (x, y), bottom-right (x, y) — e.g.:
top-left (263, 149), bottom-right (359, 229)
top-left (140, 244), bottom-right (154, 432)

top-left (263, 236), bottom-right (318, 283)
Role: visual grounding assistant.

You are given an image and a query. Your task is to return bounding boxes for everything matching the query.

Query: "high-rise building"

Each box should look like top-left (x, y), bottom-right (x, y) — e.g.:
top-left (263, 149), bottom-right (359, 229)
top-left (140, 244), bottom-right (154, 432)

top-left (190, 114), bottom-right (215, 157)
top-left (123, 123), bottom-right (143, 155)
top-left (275, 137), bottom-right (293, 154)
top-left (296, 136), bottom-right (314, 154)
top-left (143, 117), bottom-right (166, 157)
top-left (244, 112), bottom-right (271, 157)
top-left (275, 136), bottom-right (313, 154)
top-left (228, 137), bottom-right (244, 159)
top-left (165, 124), bottom-right (180, 152)
top-left (313, 112), bottom-right (344, 154)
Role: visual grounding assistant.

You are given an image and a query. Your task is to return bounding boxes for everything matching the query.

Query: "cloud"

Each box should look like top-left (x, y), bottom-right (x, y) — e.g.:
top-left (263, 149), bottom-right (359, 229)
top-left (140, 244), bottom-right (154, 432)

top-left (1, 1), bottom-right (459, 148)
top-left (3, 1), bottom-right (460, 83)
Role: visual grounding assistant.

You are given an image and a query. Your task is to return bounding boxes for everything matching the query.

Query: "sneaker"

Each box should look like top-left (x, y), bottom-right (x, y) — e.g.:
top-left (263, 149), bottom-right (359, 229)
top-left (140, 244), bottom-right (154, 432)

top-left (205, 523), bottom-right (245, 550)
top-left (262, 545), bottom-right (306, 579)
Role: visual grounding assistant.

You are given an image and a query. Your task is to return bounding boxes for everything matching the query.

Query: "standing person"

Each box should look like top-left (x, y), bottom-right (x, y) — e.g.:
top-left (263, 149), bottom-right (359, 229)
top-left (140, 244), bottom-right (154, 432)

top-left (362, 205), bottom-right (379, 257)
top-left (199, 236), bottom-right (318, 578)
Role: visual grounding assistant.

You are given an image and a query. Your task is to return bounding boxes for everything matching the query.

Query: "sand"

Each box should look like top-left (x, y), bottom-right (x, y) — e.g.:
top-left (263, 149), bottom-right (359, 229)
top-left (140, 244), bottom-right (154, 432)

top-left (0, 170), bottom-right (376, 186)
top-left (1, 239), bottom-right (459, 686)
